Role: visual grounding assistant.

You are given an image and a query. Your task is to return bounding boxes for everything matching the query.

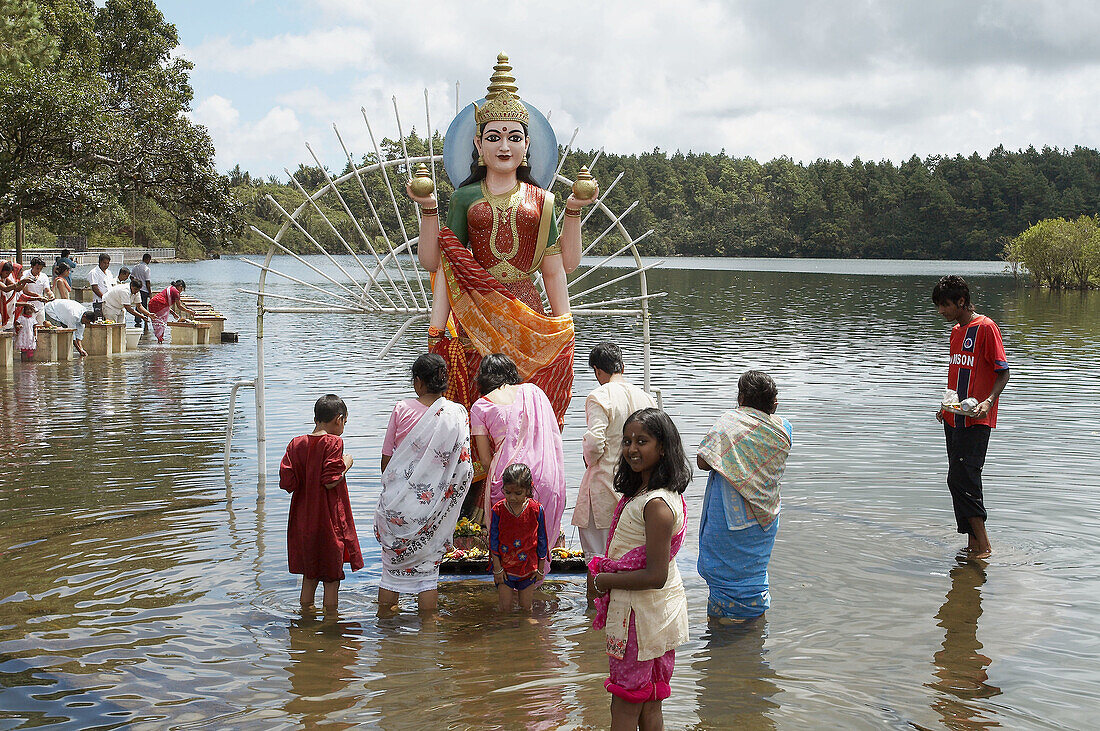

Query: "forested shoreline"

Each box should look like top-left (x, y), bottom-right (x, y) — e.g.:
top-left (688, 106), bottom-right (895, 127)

top-left (4, 3), bottom-right (1100, 266)
top-left (224, 137), bottom-right (1100, 263)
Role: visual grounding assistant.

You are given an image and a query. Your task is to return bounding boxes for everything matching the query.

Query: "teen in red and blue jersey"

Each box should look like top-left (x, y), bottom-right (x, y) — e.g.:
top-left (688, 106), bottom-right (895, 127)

top-left (933, 276), bottom-right (1010, 559)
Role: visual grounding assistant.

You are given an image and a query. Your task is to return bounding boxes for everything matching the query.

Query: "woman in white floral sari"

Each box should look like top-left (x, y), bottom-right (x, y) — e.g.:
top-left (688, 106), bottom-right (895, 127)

top-left (375, 354), bottom-right (474, 614)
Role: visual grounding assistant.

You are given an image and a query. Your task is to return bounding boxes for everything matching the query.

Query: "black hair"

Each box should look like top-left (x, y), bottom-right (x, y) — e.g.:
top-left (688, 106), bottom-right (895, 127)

top-left (738, 370), bottom-right (779, 414)
top-left (314, 394), bottom-right (347, 423)
top-left (589, 342), bottom-right (624, 374)
top-left (613, 408), bottom-right (692, 498)
top-left (98, 253), bottom-right (111, 263)
top-left (171, 280), bottom-right (186, 291)
top-left (81, 310), bottom-right (98, 323)
top-left (2, 261), bottom-right (13, 276)
top-left (412, 352), bottom-right (447, 394)
top-left (458, 121), bottom-right (539, 188)
top-left (29, 257), bottom-right (45, 267)
top-left (117, 267), bottom-right (130, 278)
top-left (501, 463), bottom-right (534, 495)
top-left (477, 353), bottom-right (522, 396)
top-left (142, 253), bottom-right (152, 262)
top-left (932, 275), bottom-right (972, 307)
top-left (55, 262), bottom-right (70, 275)
top-left (60, 249), bottom-right (70, 258)
top-left (128, 277), bottom-right (142, 288)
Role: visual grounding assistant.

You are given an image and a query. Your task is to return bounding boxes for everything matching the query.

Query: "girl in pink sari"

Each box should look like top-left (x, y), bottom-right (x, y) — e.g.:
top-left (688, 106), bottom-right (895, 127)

top-left (470, 353), bottom-right (566, 556)
top-left (587, 408), bottom-right (691, 730)
top-left (148, 280), bottom-right (196, 342)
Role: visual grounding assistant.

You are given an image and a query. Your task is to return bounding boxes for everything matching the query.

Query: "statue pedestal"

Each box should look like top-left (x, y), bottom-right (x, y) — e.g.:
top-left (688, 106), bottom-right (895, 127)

top-left (32, 328), bottom-right (75, 362)
top-left (194, 315), bottom-right (225, 342)
top-left (85, 322), bottom-right (124, 356)
top-left (0, 331), bottom-right (12, 370)
top-left (168, 321), bottom-right (211, 345)
top-left (72, 287), bottom-right (95, 303)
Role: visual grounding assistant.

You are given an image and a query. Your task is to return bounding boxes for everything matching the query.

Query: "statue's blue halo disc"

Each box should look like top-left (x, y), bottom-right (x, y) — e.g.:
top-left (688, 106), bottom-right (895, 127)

top-left (442, 100), bottom-right (557, 190)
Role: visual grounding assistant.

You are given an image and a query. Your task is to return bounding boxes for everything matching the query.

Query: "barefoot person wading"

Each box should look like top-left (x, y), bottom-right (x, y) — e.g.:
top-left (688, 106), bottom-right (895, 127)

top-left (932, 276), bottom-right (1009, 559)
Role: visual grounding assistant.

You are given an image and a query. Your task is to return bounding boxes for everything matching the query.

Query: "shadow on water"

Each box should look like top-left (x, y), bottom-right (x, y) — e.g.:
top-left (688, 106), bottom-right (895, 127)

top-left (922, 559), bottom-right (1002, 730)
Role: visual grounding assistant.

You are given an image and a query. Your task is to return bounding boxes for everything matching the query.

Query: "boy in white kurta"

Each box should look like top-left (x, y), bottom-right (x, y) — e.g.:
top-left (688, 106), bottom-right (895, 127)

top-left (573, 343), bottom-right (656, 558)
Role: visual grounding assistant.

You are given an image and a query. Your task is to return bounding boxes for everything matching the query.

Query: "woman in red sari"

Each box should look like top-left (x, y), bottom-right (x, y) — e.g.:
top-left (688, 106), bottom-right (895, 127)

top-left (406, 54), bottom-right (597, 428)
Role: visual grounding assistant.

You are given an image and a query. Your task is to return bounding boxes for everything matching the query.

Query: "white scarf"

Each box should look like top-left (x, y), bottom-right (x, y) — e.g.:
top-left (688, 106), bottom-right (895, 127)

top-left (374, 398), bottom-right (474, 572)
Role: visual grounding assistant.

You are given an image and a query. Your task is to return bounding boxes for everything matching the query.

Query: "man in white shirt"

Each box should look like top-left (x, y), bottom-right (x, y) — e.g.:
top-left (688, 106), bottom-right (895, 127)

top-left (103, 279), bottom-right (153, 324)
top-left (87, 254), bottom-right (113, 317)
top-left (130, 253), bottom-right (153, 327)
top-left (573, 342), bottom-right (657, 567)
top-left (21, 257), bottom-right (54, 324)
top-left (44, 299), bottom-right (96, 357)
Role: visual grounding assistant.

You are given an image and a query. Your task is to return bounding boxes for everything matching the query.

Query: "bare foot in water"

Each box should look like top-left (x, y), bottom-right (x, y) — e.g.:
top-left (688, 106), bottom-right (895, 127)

top-left (971, 548), bottom-right (992, 559)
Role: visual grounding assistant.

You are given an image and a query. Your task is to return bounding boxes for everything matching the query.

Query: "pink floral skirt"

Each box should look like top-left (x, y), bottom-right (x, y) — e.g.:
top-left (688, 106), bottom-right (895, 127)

top-left (605, 612), bottom-right (675, 704)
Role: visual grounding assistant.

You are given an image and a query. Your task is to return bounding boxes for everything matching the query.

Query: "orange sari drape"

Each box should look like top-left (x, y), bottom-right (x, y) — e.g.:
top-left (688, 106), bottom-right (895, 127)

top-left (429, 226), bottom-right (575, 426)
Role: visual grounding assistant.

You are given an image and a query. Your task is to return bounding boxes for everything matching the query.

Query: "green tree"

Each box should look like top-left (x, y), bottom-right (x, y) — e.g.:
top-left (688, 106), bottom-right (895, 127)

top-left (0, 0), bottom-right (58, 71)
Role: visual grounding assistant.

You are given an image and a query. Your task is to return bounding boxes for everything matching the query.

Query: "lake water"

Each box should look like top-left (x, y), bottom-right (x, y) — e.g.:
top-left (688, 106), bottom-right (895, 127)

top-left (1, 256), bottom-right (1096, 729)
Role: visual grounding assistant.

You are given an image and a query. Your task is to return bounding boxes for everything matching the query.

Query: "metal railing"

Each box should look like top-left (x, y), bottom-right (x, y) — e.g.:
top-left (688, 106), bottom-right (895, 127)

top-left (0, 247), bottom-right (177, 266)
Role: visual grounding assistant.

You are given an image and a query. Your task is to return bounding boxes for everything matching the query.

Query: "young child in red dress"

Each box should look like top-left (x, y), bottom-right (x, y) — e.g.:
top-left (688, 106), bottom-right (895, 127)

top-left (489, 463), bottom-right (548, 612)
top-left (279, 394), bottom-right (364, 613)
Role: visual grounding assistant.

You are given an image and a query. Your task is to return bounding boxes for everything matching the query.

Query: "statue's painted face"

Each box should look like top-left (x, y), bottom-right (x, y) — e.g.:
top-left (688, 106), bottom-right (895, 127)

top-left (474, 121), bottom-right (530, 176)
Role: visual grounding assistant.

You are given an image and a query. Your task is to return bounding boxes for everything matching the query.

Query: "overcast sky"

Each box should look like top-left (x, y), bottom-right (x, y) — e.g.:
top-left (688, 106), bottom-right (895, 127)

top-left (165, 0), bottom-right (1100, 179)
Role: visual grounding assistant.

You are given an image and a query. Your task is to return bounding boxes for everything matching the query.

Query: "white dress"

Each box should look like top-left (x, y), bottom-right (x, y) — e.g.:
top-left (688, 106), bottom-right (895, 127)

top-left (14, 314), bottom-right (36, 351)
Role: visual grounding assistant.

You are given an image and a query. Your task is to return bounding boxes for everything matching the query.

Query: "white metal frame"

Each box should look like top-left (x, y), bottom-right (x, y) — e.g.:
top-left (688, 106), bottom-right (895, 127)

top-left (224, 97), bottom-right (662, 485)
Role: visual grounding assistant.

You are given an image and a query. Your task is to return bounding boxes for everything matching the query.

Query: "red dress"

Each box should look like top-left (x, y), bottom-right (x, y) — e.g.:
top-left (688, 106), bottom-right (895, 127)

top-left (279, 433), bottom-right (364, 581)
top-left (489, 498), bottom-right (549, 579)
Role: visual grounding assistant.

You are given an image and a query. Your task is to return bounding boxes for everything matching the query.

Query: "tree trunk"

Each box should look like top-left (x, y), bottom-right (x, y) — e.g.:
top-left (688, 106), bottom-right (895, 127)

top-left (15, 213), bottom-right (24, 264)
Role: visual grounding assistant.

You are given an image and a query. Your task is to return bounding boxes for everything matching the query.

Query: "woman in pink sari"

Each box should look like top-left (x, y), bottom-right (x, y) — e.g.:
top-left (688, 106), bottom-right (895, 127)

top-left (470, 353), bottom-right (566, 554)
top-left (148, 280), bottom-right (196, 342)
top-left (1, 262), bottom-right (29, 331)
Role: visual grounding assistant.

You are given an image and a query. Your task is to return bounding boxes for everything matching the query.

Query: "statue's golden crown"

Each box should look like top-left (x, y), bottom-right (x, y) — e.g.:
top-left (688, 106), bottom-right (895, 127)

top-left (474, 53), bottom-right (529, 127)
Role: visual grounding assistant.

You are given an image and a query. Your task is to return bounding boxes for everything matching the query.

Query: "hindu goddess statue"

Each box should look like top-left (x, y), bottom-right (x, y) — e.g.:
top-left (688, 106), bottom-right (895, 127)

top-left (407, 54), bottom-right (598, 425)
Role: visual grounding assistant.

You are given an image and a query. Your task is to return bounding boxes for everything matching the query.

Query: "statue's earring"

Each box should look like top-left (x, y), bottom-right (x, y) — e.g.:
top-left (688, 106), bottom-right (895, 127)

top-left (521, 154), bottom-right (528, 166)
top-left (477, 153), bottom-right (485, 166)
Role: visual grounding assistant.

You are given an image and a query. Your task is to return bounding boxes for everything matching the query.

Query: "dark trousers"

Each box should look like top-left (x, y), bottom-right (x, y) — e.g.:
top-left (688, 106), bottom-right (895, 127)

top-left (137, 290), bottom-right (149, 327)
top-left (943, 423), bottom-right (991, 535)
top-left (92, 301), bottom-right (103, 318)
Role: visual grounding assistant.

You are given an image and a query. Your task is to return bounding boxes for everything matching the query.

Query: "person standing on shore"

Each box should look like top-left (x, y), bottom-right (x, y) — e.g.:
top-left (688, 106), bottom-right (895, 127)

top-left (88, 254), bottom-right (112, 318)
top-left (574, 343), bottom-right (656, 567)
top-left (130, 254), bottom-right (153, 327)
top-left (55, 250), bottom-right (77, 284)
top-left (933, 276), bottom-right (1009, 559)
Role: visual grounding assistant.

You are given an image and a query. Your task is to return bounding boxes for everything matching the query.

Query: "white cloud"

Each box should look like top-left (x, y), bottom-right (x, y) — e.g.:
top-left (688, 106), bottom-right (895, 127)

top-left (181, 27), bottom-right (379, 75)
top-left (192, 96), bottom-right (304, 172)
top-left (178, 0), bottom-right (1100, 176)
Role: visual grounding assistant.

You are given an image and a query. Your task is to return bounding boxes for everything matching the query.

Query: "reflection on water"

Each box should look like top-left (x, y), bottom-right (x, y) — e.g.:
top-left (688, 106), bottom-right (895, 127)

top-left (284, 616), bottom-right (364, 726)
top-left (692, 618), bottom-right (779, 730)
top-left (1, 257), bottom-right (1098, 728)
top-left (927, 560), bottom-right (1002, 730)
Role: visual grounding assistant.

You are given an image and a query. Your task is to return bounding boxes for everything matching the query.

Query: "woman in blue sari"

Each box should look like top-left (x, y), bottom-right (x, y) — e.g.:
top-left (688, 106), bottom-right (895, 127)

top-left (696, 371), bottom-right (792, 622)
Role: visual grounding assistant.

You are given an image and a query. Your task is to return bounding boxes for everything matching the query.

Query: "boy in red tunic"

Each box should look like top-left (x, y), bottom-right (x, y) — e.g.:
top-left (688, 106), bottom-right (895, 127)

top-left (489, 463), bottom-right (548, 612)
top-left (932, 276), bottom-right (1010, 559)
top-left (279, 394), bottom-right (364, 612)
